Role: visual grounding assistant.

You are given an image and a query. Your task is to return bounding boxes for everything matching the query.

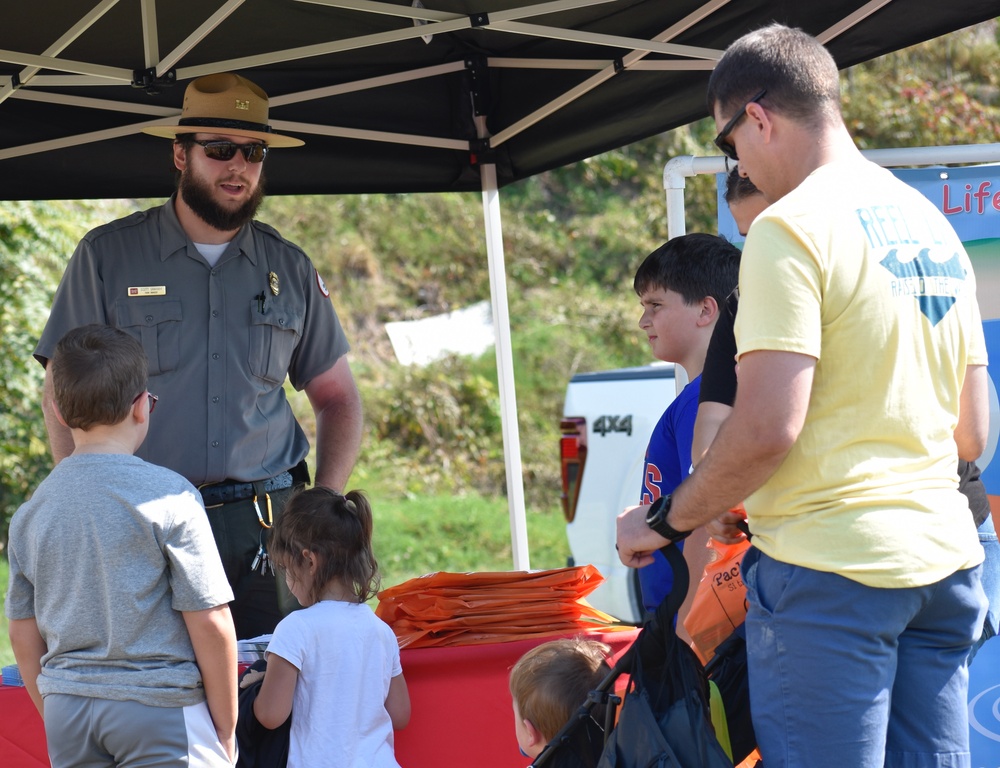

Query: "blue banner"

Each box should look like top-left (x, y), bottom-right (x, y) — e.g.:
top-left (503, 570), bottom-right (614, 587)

top-left (890, 164), bottom-right (1000, 243)
top-left (717, 163), bottom-right (1000, 243)
top-left (981, 319), bottom-right (1000, 493)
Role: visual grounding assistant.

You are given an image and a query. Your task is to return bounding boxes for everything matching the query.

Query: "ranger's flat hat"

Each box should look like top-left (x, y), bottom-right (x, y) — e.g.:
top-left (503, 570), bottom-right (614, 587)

top-left (143, 73), bottom-right (304, 148)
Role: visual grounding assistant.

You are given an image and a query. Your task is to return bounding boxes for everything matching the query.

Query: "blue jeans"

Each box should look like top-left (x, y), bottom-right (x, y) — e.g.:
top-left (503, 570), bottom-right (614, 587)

top-left (971, 513), bottom-right (1000, 663)
top-left (742, 547), bottom-right (986, 768)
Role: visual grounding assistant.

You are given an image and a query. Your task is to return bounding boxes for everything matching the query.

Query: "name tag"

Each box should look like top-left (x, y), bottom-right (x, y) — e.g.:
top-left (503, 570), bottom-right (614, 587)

top-left (128, 286), bottom-right (166, 296)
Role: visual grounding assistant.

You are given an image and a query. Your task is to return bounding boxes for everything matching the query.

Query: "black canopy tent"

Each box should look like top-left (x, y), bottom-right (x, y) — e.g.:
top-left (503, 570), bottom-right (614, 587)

top-left (2, 0), bottom-right (996, 567)
top-left (2, 0), bottom-right (997, 199)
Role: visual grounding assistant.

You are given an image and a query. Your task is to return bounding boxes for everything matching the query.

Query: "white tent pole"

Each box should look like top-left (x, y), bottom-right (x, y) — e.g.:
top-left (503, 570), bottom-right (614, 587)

top-left (661, 154), bottom-right (729, 393)
top-left (662, 146), bottom-right (1000, 226)
top-left (477, 121), bottom-right (531, 571)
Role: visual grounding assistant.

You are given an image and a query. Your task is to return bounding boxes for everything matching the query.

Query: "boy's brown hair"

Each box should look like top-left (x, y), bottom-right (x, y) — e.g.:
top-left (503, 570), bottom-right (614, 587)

top-left (509, 637), bottom-right (611, 741)
top-left (51, 324), bottom-right (148, 430)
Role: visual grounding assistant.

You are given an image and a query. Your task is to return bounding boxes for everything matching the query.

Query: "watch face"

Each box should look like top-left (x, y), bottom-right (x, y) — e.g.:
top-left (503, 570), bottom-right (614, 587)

top-left (647, 494), bottom-right (669, 523)
top-left (645, 494), bottom-right (690, 543)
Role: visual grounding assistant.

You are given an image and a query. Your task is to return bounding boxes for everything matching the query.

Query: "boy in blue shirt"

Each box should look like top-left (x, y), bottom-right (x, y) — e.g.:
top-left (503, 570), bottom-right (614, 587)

top-left (633, 234), bottom-right (741, 612)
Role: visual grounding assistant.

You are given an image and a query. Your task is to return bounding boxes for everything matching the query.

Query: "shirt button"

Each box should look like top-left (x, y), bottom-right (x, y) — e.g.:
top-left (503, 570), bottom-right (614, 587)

top-left (212, 396), bottom-right (220, 403)
top-left (212, 353), bottom-right (220, 360)
top-left (211, 441), bottom-right (219, 448)
top-left (212, 310), bottom-right (219, 318)
top-left (145, 315), bottom-right (153, 322)
top-left (279, 319), bottom-right (285, 326)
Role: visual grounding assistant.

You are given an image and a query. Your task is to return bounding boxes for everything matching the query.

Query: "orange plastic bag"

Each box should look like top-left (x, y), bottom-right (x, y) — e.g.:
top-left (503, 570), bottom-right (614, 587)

top-left (683, 537), bottom-right (751, 665)
top-left (375, 565), bottom-right (622, 649)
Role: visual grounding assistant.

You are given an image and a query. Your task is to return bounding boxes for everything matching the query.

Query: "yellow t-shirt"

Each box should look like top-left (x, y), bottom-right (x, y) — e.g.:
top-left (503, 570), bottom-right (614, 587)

top-left (735, 158), bottom-right (987, 588)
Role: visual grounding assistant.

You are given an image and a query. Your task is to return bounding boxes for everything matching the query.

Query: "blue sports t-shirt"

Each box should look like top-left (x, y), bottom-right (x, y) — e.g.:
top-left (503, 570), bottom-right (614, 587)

top-left (637, 375), bottom-right (700, 612)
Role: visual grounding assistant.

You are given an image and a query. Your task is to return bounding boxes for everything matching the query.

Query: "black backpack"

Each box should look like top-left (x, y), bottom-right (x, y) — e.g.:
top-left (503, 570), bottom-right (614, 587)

top-left (705, 622), bottom-right (757, 765)
top-left (596, 544), bottom-right (733, 768)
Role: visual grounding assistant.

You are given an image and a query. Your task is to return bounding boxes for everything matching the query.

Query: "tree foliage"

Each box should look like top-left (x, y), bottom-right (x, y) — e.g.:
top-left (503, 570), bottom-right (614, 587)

top-left (0, 200), bottom-right (140, 548)
top-left (843, 23), bottom-right (1000, 147)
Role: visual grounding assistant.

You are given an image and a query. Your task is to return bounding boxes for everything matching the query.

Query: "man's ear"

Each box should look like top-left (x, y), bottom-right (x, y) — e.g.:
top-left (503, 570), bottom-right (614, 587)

top-left (172, 141), bottom-right (187, 172)
top-left (744, 100), bottom-right (773, 144)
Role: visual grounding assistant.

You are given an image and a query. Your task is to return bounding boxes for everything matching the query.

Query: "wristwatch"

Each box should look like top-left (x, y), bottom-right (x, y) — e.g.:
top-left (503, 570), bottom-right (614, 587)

top-left (645, 494), bottom-right (692, 543)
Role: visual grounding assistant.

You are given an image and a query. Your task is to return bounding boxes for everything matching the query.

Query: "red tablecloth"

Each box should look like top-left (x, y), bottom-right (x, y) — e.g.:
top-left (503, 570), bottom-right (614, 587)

top-left (394, 627), bottom-right (637, 767)
top-left (0, 685), bottom-right (47, 768)
top-left (5, 633), bottom-right (997, 767)
top-left (0, 627), bottom-right (638, 768)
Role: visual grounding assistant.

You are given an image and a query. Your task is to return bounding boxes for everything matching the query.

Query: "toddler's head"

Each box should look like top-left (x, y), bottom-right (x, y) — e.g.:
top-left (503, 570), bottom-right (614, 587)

top-left (509, 637), bottom-right (611, 759)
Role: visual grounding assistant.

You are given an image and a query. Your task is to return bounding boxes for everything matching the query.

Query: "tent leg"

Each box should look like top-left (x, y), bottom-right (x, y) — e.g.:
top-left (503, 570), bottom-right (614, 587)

top-left (480, 160), bottom-right (531, 571)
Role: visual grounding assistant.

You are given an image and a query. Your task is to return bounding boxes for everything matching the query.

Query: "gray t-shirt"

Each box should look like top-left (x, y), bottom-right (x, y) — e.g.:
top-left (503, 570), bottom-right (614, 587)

top-left (5, 453), bottom-right (234, 706)
top-left (35, 197), bottom-right (350, 485)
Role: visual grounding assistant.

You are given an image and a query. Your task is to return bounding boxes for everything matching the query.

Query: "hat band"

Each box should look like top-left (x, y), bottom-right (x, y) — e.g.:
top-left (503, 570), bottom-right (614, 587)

top-left (178, 117), bottom-right (273, 134)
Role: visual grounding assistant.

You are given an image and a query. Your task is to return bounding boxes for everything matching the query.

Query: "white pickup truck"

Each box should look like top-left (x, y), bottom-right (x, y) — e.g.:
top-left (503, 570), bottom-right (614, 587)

top-left (560, 362), bottom-right (678, 624)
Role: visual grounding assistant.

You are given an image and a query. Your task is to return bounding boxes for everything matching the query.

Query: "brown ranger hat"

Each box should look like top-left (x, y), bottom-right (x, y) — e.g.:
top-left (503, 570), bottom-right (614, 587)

top-left (142, 73), bottom-right (304, 148)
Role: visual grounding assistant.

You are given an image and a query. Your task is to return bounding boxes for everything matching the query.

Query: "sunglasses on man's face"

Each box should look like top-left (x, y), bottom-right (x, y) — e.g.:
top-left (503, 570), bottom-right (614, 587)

top-left (192, 139), bottom-right (269, 164)
top-left (713, 88), bottom-right (767, 162)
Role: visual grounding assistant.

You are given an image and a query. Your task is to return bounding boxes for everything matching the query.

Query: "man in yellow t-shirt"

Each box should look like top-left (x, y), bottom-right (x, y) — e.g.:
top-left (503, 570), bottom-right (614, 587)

top-left (616, 24), bottom-right (988, 768)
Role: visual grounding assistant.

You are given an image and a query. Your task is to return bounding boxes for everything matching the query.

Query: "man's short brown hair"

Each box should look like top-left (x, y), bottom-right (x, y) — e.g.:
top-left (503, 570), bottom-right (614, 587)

top-left (51, 325), bottom-right (148, 430)
top-left (708, 24), bottom-right (842, 129)
top-left (509, 637), bottom-right (611, 741)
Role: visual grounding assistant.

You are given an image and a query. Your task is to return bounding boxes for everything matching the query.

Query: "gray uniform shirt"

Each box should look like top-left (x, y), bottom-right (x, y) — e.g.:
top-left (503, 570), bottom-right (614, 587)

top-left (35, 197), bottom-right (350, 485)
top-left (5, 453), bottom-right (234, 706)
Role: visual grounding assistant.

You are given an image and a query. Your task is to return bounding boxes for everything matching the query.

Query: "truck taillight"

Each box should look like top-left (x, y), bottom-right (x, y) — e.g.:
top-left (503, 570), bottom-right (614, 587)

top-left (560, 417), bottom-right (587, 523)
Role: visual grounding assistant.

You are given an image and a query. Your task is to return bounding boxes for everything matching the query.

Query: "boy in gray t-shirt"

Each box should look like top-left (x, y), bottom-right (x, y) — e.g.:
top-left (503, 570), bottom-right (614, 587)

top-left (6, 325), bottom-right (238, 767)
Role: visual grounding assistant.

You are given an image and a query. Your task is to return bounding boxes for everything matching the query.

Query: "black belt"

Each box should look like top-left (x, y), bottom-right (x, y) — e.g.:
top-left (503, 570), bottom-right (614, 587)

top-left (199, 471), bottom-right (294, 507)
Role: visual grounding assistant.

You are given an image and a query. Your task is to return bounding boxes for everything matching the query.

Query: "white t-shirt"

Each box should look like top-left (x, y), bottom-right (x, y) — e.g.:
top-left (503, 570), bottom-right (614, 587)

top-left (266, 600), bottom-right (403, 768)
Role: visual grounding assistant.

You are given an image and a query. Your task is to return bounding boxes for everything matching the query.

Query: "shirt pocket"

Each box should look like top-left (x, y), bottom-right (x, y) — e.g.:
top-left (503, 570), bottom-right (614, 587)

top-left (115, 298), bottom-right (182, 376)
top-left (249, 299), bottom-right (304, 385)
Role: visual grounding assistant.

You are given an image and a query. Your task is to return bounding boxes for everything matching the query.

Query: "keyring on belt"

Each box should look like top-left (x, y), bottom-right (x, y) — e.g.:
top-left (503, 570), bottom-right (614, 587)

top-left (251, 480), bottom-right (273, 529)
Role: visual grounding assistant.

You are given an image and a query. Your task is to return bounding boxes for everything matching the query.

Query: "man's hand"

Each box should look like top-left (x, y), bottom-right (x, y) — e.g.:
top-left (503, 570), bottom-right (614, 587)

top-left (616, 504), bottom-right (672, 568)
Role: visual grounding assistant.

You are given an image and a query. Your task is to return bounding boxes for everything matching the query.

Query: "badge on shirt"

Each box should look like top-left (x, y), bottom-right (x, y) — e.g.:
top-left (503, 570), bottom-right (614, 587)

top-left (315, 269), bottom-right (330, 298)
top-left (128, 286), bottom-right (166, 296)
top-left (268, 271), bottom-right (280, 296)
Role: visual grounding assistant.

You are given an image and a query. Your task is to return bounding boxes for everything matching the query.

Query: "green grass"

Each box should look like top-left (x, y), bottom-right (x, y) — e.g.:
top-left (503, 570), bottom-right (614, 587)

top-left (371, 493), bottom-right (571, 590)
top-left (0, 493), bottom-right (571, 667)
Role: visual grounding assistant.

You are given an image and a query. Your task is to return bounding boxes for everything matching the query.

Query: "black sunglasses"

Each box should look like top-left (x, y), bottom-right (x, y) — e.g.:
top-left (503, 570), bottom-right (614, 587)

top-left (191, 139), bottom-right (268, 164)
top-left (714, 88), bottom-right (767, 161)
